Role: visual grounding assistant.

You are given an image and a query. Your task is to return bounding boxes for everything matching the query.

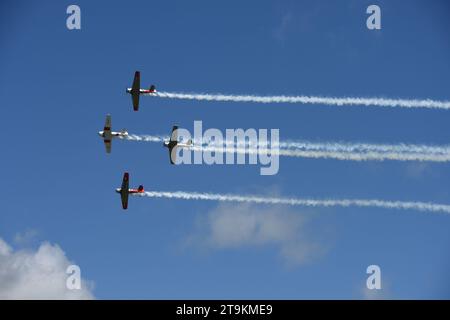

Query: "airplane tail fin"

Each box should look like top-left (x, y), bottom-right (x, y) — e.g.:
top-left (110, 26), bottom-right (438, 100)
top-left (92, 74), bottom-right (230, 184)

top-left (138, 185), bottom-right (144, 192)
top-left (149, 85), bottom-right (156, 92)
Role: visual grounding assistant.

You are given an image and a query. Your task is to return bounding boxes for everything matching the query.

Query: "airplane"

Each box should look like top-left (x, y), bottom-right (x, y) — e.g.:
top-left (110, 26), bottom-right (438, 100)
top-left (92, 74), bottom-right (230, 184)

top-left (126, 71), bottom-right (157, 111)
top-left (115, 172), bottom-right (144, 210)
top-left (98, 114), bottom-right (128, 153)
top-left (163, 125), bottom-right (193, 164)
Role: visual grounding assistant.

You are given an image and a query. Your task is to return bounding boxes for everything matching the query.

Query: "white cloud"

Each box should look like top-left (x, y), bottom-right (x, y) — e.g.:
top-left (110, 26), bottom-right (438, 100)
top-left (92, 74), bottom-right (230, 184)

top-left (0, 239), bottom-right (11, 256)
top-left (0, 237), bottom-right (94, 299)
top-left (187, 203), bottom-right (326, 266)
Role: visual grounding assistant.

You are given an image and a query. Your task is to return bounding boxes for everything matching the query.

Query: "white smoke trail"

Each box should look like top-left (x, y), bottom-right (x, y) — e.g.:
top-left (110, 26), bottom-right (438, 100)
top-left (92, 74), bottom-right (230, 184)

top-left (208, 141), bottom-right (450, 158)
top-left (123, 134), bottom-right (450, 162)
top-left (277, 140), bottom-right (450, 155)
top-left (136, 191), bottom-right (450, 215)
top-left (149, 91), bottom-right (450, 110)
top-left (123, 133), bottom-right (450, 155)
top-left (193, 146), bottom-right (450, 162)
top-left (122, 134), bottom-right (165, 143)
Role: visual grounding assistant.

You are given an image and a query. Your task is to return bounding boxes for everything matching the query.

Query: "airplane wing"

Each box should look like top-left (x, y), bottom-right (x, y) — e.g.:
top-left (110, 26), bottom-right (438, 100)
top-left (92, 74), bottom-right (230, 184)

top-left (103, 115), bottom-right (112, 153)
top-left (121, 172), bottom-right (129, 190)
top-left (104, 140), bottom-right (111, 153)
top-left (132, 71), bottom-right (140, 91)
top-left (170, 126), bottom-right (178, 142)
top-left (132, 93), bottom-right (140, 111)
top-left (132, 71), bottom-right (140, 111)
top-left (121, 173), bottom-right (129, 209)
top-left (104, 114), bottom-right (112, 131)
top-left (121, 191), bottom-right (129, 209)
top-left (169, 145), bottom-right (177, 165)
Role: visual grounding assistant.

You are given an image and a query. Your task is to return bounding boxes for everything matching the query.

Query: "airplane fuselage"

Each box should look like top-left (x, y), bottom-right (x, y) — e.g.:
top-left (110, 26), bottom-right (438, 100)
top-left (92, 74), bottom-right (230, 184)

top-left (115, 188), bottom-right (143, 194)
top-left (98, 131), bottom-right (128, 138)
top-left (126, 88), bottom-right (156, 95)
top-left (163, 140), bottom-right (192, 149)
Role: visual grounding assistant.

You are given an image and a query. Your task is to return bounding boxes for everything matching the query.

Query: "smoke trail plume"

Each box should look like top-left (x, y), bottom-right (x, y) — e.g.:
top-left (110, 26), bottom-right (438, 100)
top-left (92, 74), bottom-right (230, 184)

top-left (137, 191), bottom-right (450, 214)
top-left (149, 91), bottom-right (450, 110)
top-left (124, 134), bottom-right (450, 162)
top-left (122, 134), bottom-right (165, 142)
top-left (277, 141), bottom-right (450, 155)
top-left (195, 146), bottom-right (450, 162)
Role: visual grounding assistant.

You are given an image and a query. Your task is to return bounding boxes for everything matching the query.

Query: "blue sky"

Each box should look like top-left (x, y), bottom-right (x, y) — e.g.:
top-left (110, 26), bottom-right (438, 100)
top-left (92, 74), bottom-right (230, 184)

top-left (0, 0), bottom-right (449, 299)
